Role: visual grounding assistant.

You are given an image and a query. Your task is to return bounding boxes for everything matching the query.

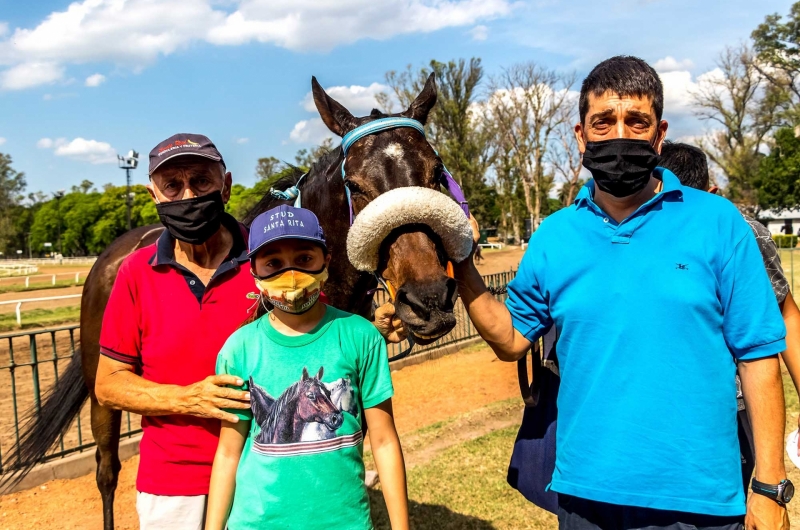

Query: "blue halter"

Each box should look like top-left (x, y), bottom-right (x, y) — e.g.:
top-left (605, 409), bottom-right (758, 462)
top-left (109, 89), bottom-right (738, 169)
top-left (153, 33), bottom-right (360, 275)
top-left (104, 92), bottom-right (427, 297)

top-left (270, 116), bottom-right (469, 224)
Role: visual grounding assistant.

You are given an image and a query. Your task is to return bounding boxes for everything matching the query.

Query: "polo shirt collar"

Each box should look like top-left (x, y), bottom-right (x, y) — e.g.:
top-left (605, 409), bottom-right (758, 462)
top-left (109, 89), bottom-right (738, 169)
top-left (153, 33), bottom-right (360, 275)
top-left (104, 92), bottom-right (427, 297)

top-left (150, 212), bottom-right (248, 268)
top-left (574, 167), bottom-right (683, 208)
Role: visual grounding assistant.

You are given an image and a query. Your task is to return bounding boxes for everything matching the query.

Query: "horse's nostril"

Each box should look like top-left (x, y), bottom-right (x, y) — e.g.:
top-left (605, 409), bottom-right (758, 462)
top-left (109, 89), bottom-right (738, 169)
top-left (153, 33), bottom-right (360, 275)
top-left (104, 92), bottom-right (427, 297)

top-left (396, 288), bottom-right (431, 320)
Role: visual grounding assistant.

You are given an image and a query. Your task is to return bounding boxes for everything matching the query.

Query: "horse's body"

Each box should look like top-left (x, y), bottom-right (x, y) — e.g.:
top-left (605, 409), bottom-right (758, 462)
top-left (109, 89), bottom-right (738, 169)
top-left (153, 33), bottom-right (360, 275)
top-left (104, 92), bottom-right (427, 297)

top-left (3, 74), bottom-right (461, 529)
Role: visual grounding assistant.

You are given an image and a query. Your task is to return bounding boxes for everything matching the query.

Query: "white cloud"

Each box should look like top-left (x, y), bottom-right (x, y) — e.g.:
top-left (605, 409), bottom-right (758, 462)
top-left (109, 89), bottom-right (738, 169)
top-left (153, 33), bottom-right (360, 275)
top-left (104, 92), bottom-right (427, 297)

top-left (0, 137), bottom-right (6, 146)
top-left (660, 67), bottom-right (724, 117)
top-left (207, 0), bottom-right (512, 51)
top-left (0, 0), bottom-right (513, 90)
top-left (0, 61), bottom-right (64, 90)
top-left (654, 56), bottom-right (694, 73)
top-left (301, 82), bottom-right (394, 114)
top-left (235, 137), bottom-right (249, 144)
top-left (85, 73), bottom-right (106, 87)
top-left (289, 118), bottom-right (334, 145)
top-left (469, 25), bottom-right (488, 41)
top-left (291, 81), bottom-right (402, 144)
top-left (38, 137), bottom-right (117, 164)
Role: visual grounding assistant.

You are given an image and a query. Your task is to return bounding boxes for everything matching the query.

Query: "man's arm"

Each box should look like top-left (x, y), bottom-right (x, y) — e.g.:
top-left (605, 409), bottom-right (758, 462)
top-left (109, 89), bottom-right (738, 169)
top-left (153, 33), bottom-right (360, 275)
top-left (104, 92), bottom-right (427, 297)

top-left (95, 355), bottom-right (250, 422)
top-left (738, 356), bottom-right (790, 529)
top-left (453, 259), bottom-right (532, 362)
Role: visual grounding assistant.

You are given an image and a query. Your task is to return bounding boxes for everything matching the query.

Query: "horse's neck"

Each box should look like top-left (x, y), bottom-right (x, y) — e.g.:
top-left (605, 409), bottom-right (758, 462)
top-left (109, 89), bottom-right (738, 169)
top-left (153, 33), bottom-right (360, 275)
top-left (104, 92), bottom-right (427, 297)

top-left (303, 162), bottom-right (376, 318)
top-left (271, 398), bottom-right (300, 442)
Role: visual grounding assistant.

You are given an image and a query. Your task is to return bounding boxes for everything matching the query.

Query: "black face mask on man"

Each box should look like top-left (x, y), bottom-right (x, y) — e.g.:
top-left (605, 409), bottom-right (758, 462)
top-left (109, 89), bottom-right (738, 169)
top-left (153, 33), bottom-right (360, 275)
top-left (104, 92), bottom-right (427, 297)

top-left (155, 190), bottom-right (225, 244)
top-left (581, 138), bottom-right (660, 198)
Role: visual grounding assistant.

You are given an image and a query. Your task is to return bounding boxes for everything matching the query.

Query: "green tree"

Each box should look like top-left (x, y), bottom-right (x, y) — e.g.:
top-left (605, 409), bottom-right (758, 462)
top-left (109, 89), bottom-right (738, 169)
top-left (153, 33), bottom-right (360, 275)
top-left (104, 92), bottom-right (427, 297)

top-left (692, 45), bottom-right (786, 207)
top-left (255, 157), bottom-right (282, 181)
top-left (294, 138), bottom-right (333, 170)
top-left (227, 166), bottom-right (299, 221)
top-left (382, 58), bottom-right (498, 226)
top-left (0, 154), bottom-right (27, 253)
top-left (754, 126), bottom-right (800, 209)
top-left (752, 3), bottom-right (800, 124)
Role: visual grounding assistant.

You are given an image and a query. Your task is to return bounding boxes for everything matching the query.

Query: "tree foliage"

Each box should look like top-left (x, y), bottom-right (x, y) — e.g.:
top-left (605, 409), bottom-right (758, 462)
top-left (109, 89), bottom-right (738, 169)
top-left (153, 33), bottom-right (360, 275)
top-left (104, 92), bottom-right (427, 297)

top-left (755, 126), bottom-right (800, 210)
top-left (752, 3), bottom-right (800, 123)
top-left (692, 45), bottom-right (787, 207)
top-left (0, 154), bottom-right (27, 253)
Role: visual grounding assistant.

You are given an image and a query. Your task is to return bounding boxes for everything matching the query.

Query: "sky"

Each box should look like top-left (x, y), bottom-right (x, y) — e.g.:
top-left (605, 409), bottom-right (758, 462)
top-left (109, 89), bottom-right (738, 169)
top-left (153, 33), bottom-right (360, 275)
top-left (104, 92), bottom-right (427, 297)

top-left (0, 0), bottom-right (795, 195)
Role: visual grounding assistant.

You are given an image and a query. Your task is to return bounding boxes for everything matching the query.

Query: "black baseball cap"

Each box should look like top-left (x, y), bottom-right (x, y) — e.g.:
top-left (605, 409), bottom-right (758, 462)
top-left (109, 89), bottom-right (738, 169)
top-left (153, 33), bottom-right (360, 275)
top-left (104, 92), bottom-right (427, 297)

top-left (148, 133), bottom-right (226, 175)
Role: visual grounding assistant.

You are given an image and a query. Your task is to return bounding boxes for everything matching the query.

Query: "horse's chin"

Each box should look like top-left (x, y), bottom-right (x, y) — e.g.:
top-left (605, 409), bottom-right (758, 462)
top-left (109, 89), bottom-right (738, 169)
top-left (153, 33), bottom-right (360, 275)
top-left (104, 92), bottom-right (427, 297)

top-left (406, 315), bottom-right (457, 346)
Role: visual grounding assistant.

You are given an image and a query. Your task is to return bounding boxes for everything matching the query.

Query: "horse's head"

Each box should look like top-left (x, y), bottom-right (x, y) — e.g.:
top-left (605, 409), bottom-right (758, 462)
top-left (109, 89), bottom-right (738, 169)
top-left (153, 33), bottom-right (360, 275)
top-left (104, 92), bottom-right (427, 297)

top-left (328, 378), bottom-right (358, 417)
top-left (297, 367), bottom-right (343, 431)
top-left (312, 74), bottom-right (459, 342)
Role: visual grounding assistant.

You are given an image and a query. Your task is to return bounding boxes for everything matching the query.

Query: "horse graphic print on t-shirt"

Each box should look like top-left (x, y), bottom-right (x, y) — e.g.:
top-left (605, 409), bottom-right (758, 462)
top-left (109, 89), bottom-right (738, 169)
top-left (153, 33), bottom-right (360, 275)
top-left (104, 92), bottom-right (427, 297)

top-left (248, 367), bottom-right (362, 457)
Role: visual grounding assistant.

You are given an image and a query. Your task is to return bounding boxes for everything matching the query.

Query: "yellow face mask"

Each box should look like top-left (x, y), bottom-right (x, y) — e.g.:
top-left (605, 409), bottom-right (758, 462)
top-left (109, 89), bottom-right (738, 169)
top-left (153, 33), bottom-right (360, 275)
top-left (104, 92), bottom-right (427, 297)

top-left (253, 267), bottom-right (329, 314)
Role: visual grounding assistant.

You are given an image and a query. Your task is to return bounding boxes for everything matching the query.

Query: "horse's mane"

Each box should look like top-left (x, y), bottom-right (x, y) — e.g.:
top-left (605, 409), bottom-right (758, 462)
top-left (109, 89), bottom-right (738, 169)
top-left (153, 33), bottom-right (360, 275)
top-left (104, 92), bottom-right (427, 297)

top-left (242, 147), bottom-right (344, 226)
top-left (260, 381), bottom-right (302, 442)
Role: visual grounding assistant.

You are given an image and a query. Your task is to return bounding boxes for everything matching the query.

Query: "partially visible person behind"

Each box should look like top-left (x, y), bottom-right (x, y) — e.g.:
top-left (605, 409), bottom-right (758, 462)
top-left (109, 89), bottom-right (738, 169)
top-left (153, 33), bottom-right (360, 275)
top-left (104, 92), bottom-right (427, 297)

top-left (205, 205), bottom-right (408, 530)
top-left (660, 140), bottom-right (800, 490)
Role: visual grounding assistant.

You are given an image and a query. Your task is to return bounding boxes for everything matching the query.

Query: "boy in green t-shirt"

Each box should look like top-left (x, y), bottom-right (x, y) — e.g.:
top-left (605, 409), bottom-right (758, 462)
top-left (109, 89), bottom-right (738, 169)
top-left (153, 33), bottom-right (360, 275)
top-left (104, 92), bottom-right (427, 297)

top-left (205, 205), bottom-right (408, 530)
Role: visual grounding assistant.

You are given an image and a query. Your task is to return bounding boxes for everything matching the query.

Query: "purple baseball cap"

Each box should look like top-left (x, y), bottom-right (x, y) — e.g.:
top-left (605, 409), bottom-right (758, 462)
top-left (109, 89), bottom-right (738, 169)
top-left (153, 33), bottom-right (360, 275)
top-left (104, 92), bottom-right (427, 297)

top-left (248, 205), bottom-right (327, 258)
top-left (148, 133), bottom-right (226, 175)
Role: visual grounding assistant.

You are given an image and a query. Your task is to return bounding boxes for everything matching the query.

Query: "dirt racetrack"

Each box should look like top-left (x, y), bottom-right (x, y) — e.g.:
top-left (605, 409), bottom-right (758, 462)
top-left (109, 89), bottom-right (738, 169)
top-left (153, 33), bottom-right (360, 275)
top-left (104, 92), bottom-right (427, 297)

top-left (0, 345), bottom-right (521, 529)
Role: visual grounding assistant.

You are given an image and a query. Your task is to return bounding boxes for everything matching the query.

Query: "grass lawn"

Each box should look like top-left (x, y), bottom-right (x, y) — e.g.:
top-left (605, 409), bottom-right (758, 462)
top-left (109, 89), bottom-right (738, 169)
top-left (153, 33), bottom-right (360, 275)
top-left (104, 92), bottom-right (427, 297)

top-left (369, 426), bottom-right (555, 530)
top-left (0, 306), bottom-right (80, 332)
top-left (366, 369), bottom-right (800, 529)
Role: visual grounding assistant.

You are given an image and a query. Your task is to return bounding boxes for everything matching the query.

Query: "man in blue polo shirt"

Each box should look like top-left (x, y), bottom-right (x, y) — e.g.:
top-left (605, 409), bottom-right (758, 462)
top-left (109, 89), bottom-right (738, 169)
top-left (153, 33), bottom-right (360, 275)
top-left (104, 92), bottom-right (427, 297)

top-left (455, 56), bottom-right (790, 530)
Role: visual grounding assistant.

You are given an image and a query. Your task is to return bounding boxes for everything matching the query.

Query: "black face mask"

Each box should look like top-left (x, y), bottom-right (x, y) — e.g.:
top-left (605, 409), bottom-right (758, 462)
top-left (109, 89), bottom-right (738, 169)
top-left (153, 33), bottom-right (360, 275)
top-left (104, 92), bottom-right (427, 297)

top-left (582, 138), bottom-right (660, 198)
top-left (155, 190), bottom-right (225, 244)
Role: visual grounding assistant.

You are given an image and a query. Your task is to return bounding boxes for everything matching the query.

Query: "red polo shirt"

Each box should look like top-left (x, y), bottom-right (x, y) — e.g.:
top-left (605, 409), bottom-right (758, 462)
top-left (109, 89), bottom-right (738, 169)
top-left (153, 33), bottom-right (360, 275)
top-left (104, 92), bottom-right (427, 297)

top-left (99, 214), bottom-right (257, 495)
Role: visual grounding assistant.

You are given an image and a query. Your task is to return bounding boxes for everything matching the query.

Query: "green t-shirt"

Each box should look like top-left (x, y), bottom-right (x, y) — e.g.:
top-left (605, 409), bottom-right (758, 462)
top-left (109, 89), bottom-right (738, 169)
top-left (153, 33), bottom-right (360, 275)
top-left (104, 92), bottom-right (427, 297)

top-left (216, 305), bottom-right (394, 530)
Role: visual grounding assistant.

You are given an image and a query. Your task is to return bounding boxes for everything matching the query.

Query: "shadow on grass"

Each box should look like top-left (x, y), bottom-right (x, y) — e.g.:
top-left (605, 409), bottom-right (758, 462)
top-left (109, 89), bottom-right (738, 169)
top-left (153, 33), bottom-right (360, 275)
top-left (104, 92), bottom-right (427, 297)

top-left (369, 489), bottom-right (496, 530)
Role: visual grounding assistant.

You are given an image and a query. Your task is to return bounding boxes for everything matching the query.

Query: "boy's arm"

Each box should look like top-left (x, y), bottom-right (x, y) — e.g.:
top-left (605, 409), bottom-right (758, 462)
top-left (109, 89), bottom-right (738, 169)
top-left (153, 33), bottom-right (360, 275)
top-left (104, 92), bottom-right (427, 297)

top-left (205, 420), bottom-right (249, 530)
top-left (365, 399), bottom-right (408, 530)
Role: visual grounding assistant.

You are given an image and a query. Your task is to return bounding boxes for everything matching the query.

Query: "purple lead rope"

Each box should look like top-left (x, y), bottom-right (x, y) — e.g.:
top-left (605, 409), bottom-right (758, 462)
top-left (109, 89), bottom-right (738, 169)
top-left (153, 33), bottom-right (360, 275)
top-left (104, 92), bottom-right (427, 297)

top-left (441, 169), bottom-right (470, 218)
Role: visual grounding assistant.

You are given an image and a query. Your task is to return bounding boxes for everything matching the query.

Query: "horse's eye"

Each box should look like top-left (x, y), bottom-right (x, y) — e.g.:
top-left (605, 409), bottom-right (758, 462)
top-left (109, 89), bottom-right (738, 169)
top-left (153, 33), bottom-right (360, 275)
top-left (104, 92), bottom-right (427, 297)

top-left (345, 180), bottom-right (362, 194)
top-left (306, 392), bottom-right (315, 399)
top-left (434, 164), bottom-right (444, 182)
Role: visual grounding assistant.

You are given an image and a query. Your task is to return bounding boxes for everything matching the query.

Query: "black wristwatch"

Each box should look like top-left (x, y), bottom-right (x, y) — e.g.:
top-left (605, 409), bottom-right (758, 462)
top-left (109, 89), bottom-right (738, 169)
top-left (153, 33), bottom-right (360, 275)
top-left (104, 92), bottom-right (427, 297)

top-left (751, 478), bottom-right (795, 506)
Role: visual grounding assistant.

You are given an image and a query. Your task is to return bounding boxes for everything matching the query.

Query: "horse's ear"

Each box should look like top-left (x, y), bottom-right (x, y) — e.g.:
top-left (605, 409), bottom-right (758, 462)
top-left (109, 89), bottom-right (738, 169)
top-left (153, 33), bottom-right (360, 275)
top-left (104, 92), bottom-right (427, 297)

top-left (316, 367), bottom-right (324, 380)
top-left (312, 76), bottom-right (357, 137)
top-left (402, 72), bottom-right (437, 125)
top-left (302, 367), bottom-right (309, 381)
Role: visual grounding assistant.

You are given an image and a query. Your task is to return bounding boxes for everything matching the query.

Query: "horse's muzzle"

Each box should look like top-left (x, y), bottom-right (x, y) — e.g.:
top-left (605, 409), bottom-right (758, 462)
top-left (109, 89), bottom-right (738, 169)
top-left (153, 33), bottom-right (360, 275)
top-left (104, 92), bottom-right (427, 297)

top-left (325, 412), bottom-right (344, 431)
top-left (394, 277), bottom-right (458, 344)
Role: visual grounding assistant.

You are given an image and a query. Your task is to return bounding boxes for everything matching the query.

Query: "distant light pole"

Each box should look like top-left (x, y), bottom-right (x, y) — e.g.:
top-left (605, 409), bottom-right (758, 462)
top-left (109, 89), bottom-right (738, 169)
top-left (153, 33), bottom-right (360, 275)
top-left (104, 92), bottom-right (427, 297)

top-left (54, 190), bottom-right (65, 256)
top-left (117, 150), bottom-right (139, 231)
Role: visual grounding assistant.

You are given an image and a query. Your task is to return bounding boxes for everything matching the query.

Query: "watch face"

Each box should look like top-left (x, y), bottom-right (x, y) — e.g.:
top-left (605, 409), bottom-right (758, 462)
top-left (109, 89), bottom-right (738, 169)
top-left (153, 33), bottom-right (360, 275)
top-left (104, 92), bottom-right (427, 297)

top-left (782, 481), bottom-right (795, 503)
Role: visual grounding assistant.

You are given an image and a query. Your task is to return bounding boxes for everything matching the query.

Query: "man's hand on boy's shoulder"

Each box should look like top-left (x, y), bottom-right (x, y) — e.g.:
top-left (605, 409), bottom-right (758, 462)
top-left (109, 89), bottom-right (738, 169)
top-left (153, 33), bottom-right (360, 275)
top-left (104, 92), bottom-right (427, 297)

top-left (374, 303), bottom-right (408, 344)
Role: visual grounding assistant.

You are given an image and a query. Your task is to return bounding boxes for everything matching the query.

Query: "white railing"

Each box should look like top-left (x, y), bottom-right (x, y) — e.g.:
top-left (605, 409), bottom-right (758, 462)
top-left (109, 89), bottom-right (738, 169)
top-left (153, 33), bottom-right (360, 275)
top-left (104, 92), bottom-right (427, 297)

top-left (0, 271), bottom-right (86, 286)
top-left (0, 257), bottom-right (97, 265)
top-left (0, 294), bottom-right (82, 326)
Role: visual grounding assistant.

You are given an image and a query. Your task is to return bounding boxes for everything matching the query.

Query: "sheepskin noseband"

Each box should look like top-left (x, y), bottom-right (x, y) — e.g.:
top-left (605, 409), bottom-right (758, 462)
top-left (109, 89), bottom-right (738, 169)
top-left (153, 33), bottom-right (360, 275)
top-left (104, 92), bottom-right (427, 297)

top-left (346, 186), bottom-right (474, 272)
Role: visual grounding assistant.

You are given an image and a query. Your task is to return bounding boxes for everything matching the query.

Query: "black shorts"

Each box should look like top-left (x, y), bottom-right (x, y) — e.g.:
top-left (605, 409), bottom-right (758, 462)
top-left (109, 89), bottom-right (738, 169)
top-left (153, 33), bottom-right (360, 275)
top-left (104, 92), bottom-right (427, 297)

top-left (738, 408), bottom-right (755, 498)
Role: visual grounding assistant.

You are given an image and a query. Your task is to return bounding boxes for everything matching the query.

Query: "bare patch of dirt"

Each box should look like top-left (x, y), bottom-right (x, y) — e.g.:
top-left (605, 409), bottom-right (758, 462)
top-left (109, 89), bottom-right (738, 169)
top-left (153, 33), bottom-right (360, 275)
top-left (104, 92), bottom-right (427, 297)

top-left (0, 344), bottom-right (521, 529)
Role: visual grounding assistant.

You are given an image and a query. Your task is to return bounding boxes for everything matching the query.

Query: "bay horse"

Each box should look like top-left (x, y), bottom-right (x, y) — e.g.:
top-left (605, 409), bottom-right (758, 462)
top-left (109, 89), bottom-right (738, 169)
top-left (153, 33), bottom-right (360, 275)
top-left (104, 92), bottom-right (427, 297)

top-left (2, 73), bottom-right (461, 529)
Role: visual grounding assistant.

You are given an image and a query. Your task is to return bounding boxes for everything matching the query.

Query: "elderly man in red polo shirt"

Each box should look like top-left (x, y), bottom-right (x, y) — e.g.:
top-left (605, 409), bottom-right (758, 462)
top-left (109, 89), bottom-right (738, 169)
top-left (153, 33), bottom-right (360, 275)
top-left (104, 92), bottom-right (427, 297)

top-left (95, 133), bottom-right (406, 530)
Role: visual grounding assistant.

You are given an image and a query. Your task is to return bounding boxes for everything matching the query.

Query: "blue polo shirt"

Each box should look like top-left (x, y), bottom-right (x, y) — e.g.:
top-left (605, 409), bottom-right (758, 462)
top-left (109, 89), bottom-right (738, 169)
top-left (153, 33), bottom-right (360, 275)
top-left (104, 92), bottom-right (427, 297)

top-left (506, 168), bottom-right (786, 516)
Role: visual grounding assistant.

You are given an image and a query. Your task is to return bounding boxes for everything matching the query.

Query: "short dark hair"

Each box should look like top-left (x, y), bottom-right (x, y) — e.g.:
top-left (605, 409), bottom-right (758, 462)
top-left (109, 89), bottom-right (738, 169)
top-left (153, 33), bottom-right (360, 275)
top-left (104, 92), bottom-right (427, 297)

top-left (579, 56), bottom-right (664, 124)
top-left (659, 141), bottom-right (709, 190)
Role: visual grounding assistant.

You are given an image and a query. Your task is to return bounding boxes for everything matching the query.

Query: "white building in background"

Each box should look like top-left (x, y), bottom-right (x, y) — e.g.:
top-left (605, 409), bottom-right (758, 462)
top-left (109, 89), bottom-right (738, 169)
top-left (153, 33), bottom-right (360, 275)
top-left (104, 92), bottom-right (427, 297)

top-left (758, 208), bottom-right (800, 236)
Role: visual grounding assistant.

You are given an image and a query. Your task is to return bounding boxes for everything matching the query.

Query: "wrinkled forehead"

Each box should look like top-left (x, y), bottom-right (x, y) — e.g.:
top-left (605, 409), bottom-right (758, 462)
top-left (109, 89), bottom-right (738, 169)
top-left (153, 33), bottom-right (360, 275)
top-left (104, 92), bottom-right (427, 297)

top-left (151, 158), bottom-right (225, 181)
top-left (584, 90), bottom-right (656, 122)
